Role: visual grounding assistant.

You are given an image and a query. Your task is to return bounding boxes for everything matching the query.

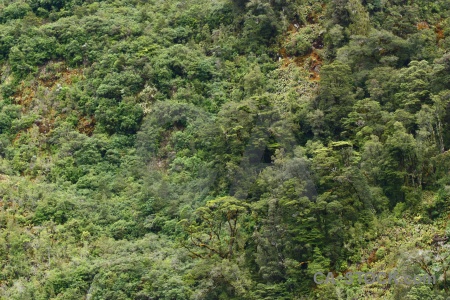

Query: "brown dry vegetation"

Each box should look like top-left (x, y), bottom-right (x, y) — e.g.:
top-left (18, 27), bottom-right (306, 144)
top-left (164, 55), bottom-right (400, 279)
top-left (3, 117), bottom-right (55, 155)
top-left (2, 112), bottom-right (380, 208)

top-left (13, 62), bottom-right (88, 136)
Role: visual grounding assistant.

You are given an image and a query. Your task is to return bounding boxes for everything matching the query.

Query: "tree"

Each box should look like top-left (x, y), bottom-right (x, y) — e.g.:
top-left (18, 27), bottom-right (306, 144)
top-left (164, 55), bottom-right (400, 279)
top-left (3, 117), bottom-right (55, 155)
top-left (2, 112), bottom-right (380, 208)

top-left (180, 196), bottom-right (250, 259)
top-left (316, 61), bottom-right (354, 136)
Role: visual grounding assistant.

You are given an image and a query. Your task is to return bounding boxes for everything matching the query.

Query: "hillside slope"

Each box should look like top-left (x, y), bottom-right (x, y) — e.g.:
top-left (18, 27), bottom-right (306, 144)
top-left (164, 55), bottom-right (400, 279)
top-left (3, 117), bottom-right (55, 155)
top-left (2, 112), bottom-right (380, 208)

top-left (0, 0), bottom-right (450, 299)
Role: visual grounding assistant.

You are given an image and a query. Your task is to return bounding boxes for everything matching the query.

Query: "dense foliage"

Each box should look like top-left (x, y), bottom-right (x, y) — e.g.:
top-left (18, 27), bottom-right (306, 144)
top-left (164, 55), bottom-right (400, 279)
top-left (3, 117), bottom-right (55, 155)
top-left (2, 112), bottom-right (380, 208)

top-left (0, 0), bottom-right (450, 298)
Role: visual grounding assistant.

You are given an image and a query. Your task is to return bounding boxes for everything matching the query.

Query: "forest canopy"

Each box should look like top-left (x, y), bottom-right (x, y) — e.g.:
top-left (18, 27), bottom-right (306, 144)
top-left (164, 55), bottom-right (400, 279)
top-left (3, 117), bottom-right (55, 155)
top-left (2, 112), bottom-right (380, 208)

top-left (0, 0), bottom-right (450, 299)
